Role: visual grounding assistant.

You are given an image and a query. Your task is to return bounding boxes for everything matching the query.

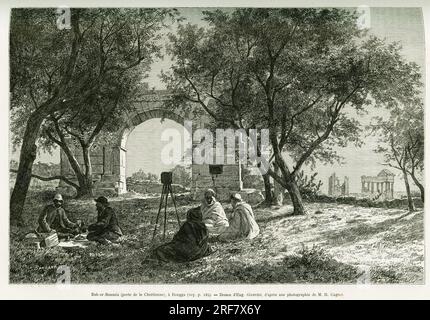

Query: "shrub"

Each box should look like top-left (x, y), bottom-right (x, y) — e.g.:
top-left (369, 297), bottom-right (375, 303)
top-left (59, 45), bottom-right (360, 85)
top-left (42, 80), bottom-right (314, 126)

top-left (282, 245), bottom-right (362, 283)
top-left (370, 266), bottom-right (401, 283)
top-left (296, 171), bottom-right (323, 201)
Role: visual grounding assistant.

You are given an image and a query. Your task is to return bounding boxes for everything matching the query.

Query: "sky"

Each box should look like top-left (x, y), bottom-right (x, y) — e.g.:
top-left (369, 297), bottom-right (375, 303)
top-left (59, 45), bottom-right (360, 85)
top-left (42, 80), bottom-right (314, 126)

top-left (10, 7), bottom-right (425, 194)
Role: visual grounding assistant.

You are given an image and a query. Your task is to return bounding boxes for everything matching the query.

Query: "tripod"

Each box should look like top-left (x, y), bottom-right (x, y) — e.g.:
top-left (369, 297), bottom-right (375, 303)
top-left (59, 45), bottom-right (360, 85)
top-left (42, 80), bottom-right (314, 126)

top-left (151, 182), bottom-right (181, 242)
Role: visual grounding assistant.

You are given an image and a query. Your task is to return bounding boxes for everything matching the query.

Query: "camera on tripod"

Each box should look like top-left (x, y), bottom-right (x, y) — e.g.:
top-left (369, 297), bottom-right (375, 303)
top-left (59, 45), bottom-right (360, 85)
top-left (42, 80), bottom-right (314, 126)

top-left (209, 165), bottom-right (223, 175)
top-left (152, 171), bottom-right (180, 243)
top-left (161, 171), bottom-right (173, 185)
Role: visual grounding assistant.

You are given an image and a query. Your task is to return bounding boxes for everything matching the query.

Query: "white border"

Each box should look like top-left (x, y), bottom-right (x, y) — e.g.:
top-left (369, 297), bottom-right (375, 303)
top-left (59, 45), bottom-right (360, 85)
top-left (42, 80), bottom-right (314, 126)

top-left (0, 0), bottom-right (429, 300)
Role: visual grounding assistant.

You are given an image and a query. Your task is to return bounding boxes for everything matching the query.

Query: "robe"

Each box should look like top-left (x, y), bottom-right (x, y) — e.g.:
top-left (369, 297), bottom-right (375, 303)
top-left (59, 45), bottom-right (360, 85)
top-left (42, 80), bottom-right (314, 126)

top-left (200, 200), bottom-right (229, 234)
top-left (218, 202), bottom-right (260, 241)
top-left (152, 207), bottom-right (212, 263)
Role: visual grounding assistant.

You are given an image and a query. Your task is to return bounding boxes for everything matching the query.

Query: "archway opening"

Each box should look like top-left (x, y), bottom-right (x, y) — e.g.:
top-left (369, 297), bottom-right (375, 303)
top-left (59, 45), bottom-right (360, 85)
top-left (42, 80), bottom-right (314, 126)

top-left (124, 118), bottom-right (192, 196)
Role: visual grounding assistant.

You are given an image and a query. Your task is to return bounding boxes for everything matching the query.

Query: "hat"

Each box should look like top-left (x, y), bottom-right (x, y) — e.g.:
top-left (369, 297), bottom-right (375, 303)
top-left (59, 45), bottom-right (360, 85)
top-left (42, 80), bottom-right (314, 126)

top-left (94, 196), bottom-right (109, 205)
top-left (53, 194), bottom-right (63, 202)
top-left (230, 193), bottom-right (242, 201)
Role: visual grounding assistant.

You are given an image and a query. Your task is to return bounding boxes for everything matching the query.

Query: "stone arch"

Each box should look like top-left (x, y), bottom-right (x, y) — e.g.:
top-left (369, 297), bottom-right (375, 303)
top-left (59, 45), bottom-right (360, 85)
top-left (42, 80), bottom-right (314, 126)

top-left (115, 108), bottom-right (191, 193)
top-left (118, 109), bottom-right (189, 149)
top-left (59, 90), bottom-right (242, 200)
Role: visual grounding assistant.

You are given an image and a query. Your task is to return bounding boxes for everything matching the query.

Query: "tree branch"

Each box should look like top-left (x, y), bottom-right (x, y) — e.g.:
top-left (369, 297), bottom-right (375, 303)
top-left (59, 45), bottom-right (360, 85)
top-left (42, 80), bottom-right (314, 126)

top-left (10, 169), bottom-right (79, 190)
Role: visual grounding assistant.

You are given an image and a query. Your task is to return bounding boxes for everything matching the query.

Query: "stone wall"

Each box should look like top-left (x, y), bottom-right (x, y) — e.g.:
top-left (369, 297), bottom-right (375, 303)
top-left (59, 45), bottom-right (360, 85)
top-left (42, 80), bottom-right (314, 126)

top-left (126, 179), bottom-right (189, 194)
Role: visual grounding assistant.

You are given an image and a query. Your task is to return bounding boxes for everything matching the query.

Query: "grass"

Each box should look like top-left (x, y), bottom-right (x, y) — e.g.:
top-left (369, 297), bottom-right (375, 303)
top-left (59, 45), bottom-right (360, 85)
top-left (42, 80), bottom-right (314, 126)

top-left (9, 191), bottom-right (424, 284)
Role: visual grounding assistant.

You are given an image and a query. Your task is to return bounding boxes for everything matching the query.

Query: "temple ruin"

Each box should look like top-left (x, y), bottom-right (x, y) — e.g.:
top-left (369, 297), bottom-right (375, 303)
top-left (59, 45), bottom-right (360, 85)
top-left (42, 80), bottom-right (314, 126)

top-left (361, 169), bottom-right (394, 200)
top-left (328, 173), bottom-right (349, 196)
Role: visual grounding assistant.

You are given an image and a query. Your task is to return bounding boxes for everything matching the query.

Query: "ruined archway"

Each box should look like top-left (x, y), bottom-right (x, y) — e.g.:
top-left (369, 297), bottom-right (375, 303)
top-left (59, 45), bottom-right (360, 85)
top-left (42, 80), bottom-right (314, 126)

top-left (117, 109), bottom-right (190, 193)
top-left (59, 90), bottom-right (242, 200)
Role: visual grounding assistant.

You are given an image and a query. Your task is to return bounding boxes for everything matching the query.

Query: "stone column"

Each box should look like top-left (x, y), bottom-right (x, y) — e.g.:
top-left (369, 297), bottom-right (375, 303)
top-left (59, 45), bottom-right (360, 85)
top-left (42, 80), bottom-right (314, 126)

top-left (361, 181), bottom-right (365, 192)
top-left (371, 182), bottom-right (374, 193)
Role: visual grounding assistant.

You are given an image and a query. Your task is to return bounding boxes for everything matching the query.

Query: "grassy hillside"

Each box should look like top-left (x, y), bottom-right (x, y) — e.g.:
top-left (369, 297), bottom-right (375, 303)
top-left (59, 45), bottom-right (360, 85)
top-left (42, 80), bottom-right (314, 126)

top-left (10, 193), bottom-right (424, 284)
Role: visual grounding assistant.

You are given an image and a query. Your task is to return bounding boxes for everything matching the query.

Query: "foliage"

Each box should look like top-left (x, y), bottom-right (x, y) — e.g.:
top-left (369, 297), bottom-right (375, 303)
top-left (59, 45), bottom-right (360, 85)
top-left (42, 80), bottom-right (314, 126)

top-left (162, 8), bottom-right (423, 215)
top-left (163, 8), bottom-right (421, 214)
top-left (296, 171), bottom-right (323, 201)
top-left (312, 194), bottom-right (423, 209)
top-left (130, 169), bottom-right (159, 182)
top-left (370, 101), bottom-right (424, 203)
top-left (10, 8), bottom-right (178, 200)
top-left (172, 165), bottom-right (192, 187)
top-left (283, 245), bottom-right (362, 283)
top-left (370, 266), bottom-right (401, 283)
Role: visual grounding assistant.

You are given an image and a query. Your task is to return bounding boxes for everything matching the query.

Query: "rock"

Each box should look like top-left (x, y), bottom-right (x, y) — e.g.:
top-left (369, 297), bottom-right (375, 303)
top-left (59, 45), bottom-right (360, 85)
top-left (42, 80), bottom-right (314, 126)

top-left (239, 189), bottom-right (265, 205)
top-left (315, 210), bottom-right (324, 215)
top-left (242, 174), bottom-right (264, 189)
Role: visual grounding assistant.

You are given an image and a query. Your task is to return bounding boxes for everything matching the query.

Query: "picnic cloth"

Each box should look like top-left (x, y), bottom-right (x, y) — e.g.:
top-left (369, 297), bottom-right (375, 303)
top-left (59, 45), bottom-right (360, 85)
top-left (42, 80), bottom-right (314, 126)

top-left (57, 233), bottom-right (91, 249)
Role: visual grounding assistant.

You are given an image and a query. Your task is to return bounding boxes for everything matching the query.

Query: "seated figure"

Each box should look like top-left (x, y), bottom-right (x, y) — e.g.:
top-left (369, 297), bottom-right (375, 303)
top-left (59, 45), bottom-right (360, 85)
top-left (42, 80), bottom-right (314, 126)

top-left (151, 207), bottom-right (212, 263)
top-left (37, 194), bottom-right (80, 239)
top-left (87, 196), bottom-right (123, 245)
top-left (218, 193), bottom-right (260, 241)
top-left (200, 189), bottom-right (229, 235)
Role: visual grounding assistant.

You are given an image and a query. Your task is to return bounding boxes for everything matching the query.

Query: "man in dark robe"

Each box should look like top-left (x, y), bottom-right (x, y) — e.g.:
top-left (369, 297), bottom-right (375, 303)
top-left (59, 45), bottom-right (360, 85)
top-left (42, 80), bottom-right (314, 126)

top-left (87, 196), bottom-right (123, 245)
top-left (37, 194), bottom-right (81, 239)
top-left (151, 207), bottom-right (212, 263)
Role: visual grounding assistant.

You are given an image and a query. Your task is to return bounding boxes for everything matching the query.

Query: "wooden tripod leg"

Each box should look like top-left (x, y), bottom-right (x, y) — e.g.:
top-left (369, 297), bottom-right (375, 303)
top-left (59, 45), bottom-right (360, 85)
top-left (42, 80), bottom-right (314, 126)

top-left (168, 184), bottom-right (181, 227)
top-left (163, 184), bottom-right (169, 240)
top-left (152, 184), bottom-right (166, 242)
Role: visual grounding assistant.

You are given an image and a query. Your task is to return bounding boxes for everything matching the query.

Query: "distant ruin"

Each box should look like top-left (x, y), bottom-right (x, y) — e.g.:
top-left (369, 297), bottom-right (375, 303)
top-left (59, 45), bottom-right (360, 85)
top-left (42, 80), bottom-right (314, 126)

top-left (361, 169), bottom-right (394, 200)
top-left (328, 173), bottom-right (349, 196)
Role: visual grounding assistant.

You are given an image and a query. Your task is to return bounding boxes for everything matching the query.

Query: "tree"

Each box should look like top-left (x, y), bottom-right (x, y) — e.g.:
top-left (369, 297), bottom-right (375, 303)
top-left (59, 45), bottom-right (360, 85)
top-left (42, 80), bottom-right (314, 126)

top-left (404, 105), bottom-right (424, 202)
top-left (40, 64), bottom-right (149, 197)
top-left (130, 169), bottom-right (159, 182)
top-left (172, 165), bottom-right (192, 187)
top-left (10, 8), bottom-right (176, 223)
top-left (372, 102), bottom-right (424, 210)
top-left (163, 8), bottom-right (423, 215)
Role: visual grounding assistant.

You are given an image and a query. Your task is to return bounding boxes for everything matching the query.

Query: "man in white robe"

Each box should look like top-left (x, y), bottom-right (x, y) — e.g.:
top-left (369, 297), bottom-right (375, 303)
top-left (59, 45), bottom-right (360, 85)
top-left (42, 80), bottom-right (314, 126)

top-left (200, 189), bottom-right (229, 235)
top-left (218, 193), bottom-right (260, 241)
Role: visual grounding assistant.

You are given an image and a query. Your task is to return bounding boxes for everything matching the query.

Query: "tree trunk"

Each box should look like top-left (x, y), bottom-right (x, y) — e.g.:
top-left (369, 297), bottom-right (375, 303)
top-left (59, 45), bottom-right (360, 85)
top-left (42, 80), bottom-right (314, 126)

top-left (402, 170), bottom-right (415, 212)
top-left (10, 112), bottom-right (45, 226)
top-left (76, 177), bottom-right (94, 198)
top-left (285, 180), bottom-right (307, 215)
top-left (80, 144), bottom-right (95, 198)
top-left (262, 173), bottom-right (273, 205)
top-left (409, 172), bottom-right (424, 203)
top-left (47, 126), bottom-right (96, 199)
top-left (273, 163), bottom-right (284, 206)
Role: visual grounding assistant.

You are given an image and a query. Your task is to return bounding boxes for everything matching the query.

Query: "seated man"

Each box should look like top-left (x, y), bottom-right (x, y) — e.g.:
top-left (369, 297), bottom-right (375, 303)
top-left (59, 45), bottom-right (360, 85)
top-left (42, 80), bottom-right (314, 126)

top-left (200, 189), bottom-right (229, 235)
top-left (151, 207), bottom-right (212, 263)
top-left (218, 193), bottom-right (260, 241)
top-left (87, 196), bottom-right (123, 245)
top-left (37, 194), bottom-right (81, 239)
